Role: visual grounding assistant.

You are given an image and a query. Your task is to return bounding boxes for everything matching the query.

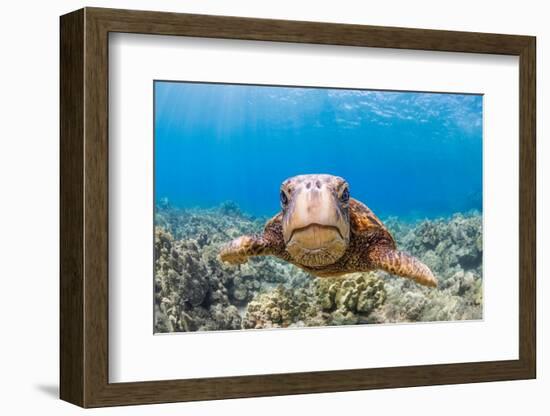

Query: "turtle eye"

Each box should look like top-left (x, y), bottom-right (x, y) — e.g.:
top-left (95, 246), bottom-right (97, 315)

top-left (340, 187), bottom-right (349, 203)
top-left (280, 190), bottom-right (289, 207)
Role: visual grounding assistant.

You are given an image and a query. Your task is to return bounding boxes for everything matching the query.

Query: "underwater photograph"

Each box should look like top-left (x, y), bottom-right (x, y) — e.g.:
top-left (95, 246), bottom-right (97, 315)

top-left (154, 81), bottom-right (483, 333)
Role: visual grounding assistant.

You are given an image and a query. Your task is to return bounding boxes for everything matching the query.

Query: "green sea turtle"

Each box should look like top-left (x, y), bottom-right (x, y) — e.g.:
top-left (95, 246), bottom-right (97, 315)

top-left (219, 174), bottom-right (437, 287)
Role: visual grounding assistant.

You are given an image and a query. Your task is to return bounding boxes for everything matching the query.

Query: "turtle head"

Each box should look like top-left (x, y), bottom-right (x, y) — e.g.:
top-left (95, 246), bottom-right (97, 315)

top-left (280, 174), bottom-right (351, 267)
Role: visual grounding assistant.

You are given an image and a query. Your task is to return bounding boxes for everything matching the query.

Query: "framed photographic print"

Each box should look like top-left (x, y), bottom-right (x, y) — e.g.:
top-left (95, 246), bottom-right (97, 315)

top-left (60, 7), bottom-right (536, 408)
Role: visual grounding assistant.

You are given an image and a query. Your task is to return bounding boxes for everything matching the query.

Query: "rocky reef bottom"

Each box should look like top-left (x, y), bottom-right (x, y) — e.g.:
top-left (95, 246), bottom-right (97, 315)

top-left (154, 202), bottom-right (482, 332)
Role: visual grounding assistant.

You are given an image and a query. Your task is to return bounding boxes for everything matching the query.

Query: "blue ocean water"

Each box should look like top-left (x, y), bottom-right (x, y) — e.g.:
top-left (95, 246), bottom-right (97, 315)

top-left (154, 81), bottom-right (482, 220)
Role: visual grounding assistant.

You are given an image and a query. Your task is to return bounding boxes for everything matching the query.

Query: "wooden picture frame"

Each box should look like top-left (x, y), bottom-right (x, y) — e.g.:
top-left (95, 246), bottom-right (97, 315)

top-left (60, 7), bottom-right (536, 408)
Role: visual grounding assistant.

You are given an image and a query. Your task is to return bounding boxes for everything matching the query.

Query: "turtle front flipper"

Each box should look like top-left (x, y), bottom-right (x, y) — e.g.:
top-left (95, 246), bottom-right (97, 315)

top-left (219, 235), bottom-right (271, 265)
top-left (367, 245), bottom-right (438, 288)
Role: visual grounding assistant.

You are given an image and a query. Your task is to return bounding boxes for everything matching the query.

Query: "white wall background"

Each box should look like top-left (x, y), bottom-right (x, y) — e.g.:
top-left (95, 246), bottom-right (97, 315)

top-left (0, 0), bottom-right (545, 414)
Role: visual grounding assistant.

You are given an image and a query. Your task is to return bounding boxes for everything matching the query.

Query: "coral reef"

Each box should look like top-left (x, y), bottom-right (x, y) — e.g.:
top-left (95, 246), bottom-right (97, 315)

top-left (370, 212), bottom-right (483, 323)
top-left (154, 227), bottom-right (242, 332)
top-left (315, 273), bottom-right (386, 325)
top-left (243, 286), bottom-right (323, 329)
top-left (243, 273), bottom-right (387, 329)
top-left (154, 204), bottom-right (310, 332)
top-left (394, 212), bottom-right (482, 280)
top-left (154, 202), bottom-right (483, 332)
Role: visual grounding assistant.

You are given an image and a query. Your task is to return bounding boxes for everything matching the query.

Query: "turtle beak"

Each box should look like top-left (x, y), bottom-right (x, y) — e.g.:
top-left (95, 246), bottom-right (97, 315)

top-left (281, 179), bottom-right (349, 267)
top-left (282, 182), bottom-right (349, 245)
